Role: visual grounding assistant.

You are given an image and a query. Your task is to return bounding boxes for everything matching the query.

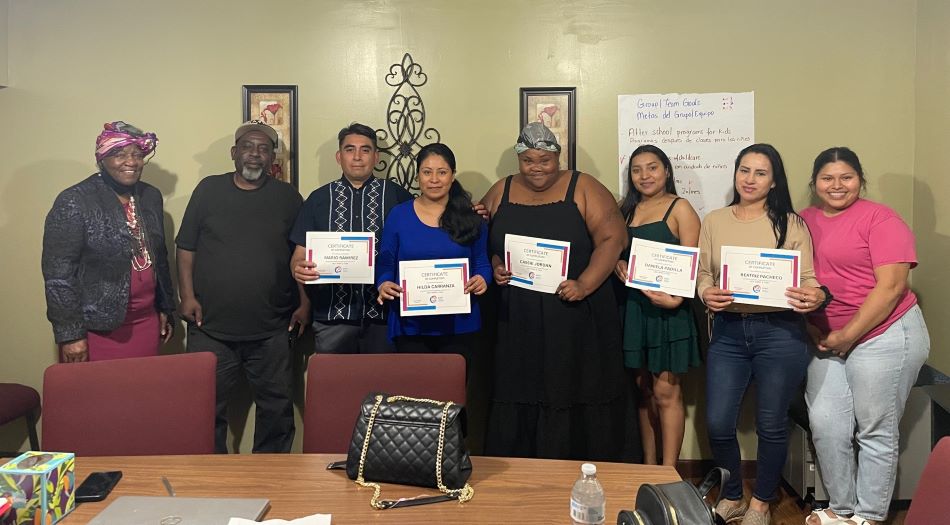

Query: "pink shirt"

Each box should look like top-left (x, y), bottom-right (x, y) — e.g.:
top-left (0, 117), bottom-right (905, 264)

top-left (801, 199), bottom-right (917, 343)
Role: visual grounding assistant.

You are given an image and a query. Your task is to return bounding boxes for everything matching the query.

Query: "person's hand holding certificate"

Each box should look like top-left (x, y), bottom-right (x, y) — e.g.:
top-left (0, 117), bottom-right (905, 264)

top-left (395, 258), bottom-right (472, 317)
top-left (304, 232), bottom-right (375, 284)
top-left (504, 234), bottom-right (570, 294)
top-left (625, 238), bottom-right (700, 298)
top-left (720, 246), bottom-right (801, 309)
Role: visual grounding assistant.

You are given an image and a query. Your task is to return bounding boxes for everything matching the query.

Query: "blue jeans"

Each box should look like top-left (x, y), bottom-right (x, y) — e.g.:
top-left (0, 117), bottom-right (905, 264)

top-left (705, 311), bottom-right (810, 502)
top-left (806, 305), bottom-right (929, 521)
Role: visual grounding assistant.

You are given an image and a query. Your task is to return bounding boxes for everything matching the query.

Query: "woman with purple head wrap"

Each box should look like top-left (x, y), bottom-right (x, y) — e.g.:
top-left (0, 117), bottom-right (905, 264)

top-left (42, 121), bottom-right (175, 362)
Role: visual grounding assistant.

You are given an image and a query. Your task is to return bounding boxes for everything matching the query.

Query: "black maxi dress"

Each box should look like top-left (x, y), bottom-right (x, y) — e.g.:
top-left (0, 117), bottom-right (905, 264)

top-left (485, 172), bottom-right (628, 461)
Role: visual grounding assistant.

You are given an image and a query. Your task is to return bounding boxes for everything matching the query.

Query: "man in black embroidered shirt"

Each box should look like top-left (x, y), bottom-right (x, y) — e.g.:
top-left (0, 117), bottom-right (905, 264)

top-left (290, 123), bottom-right (412, 353)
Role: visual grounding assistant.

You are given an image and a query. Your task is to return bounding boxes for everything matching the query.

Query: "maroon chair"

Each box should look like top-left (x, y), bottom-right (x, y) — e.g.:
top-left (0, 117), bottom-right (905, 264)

top-left (41, 353), bottom-right (216, 456)
top-left (0, 383), bottom-right (40, 454)
top-left (905, 436), bottom-right (950, 524)
top-left (303, 353), bottom-right (466, 453)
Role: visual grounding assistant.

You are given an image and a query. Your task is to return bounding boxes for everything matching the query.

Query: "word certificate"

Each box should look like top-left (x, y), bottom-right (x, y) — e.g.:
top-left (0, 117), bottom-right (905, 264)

top-left (399, 258), bottom-right (471, 317)
top-left (720, 246), bottom-right (800, 308)
top-left (626, 238), bottom-right (700, 298)
top-left (304, 232), bottom-right (375, 284)
top-left (504, 234), bottom-right (570, 294)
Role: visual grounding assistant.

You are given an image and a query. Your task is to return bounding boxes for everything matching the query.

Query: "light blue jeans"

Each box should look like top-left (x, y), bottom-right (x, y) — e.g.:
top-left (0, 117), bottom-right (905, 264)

top-left (806, 305), bottom-right (929, 521)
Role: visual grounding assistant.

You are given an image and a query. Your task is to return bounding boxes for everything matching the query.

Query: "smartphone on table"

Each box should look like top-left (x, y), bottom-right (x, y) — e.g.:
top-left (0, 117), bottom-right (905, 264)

top-left (75, 471), bottom-right (122, 503)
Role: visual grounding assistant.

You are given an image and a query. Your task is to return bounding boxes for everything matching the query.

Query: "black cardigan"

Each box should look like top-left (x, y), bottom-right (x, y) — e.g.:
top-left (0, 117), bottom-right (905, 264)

top-left (42, 174), bottom-right (175, 343)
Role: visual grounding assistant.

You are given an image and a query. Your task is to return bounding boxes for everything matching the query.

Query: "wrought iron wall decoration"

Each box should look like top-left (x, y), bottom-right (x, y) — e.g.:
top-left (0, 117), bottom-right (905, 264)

top-left (374, 53), bottom-right (441, 193)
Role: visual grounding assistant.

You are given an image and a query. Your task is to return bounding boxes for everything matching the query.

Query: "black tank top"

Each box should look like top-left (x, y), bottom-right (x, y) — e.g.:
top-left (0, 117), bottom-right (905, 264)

top-left (489, 172), bottom-right (591, 280)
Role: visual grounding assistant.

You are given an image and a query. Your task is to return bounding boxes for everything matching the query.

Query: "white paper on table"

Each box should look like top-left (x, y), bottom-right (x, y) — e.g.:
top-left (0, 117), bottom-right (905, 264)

top-left (504, 234), bottom-right (570, 294)
top-left (720, 245), bottom-right (800, 309)
top-left (229, 514), bottom-right (331, 525)
top-left (304, 231), bottom-right (375, 284)
top-left (625, 238), bottom-right (700, 298)
top-left (398, 258), bottom-right (471, 317)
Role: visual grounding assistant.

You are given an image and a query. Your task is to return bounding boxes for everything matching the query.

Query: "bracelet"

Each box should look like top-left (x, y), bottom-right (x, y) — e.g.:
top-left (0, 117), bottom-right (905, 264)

top-left (817, 285), bottom-right (834, 309)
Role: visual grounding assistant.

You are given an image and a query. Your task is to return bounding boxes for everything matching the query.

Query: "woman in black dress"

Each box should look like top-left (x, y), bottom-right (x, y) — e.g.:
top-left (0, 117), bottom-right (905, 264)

top-left (480, 122), bottom-right (630, 460)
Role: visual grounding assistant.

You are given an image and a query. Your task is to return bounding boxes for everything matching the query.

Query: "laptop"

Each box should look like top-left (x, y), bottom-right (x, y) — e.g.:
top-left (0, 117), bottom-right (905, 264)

top-left (87, 495), bottom-right (270, 524)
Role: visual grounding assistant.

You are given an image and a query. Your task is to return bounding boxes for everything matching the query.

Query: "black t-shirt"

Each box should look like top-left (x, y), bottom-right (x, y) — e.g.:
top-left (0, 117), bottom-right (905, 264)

top-left (177, 173), bottom-right (302, 340)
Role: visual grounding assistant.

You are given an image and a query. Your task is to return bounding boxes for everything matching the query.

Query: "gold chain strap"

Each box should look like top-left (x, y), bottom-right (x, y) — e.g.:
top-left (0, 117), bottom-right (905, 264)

top-left (355, 394), bottom-right (474, 509)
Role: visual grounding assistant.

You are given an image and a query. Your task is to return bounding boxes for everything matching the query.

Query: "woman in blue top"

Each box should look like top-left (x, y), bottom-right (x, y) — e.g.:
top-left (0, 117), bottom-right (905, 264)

top-left (376, 143), bottom-right (491, 359)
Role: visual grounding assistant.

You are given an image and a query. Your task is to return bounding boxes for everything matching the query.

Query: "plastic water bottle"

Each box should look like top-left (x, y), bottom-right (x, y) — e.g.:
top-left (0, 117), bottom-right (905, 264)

top-left (570, 462), bottom-right (606, 525)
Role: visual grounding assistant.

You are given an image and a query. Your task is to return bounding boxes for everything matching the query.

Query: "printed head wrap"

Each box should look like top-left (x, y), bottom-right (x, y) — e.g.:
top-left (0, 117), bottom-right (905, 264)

top-left (514, 121), bottom-right (561, 154)
top-left (95, 121), bottom-right (158, 162)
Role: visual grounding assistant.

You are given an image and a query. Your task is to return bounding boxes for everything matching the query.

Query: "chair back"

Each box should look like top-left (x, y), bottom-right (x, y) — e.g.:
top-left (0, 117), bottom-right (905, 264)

top-left (0, 383), bottom-right (40, 426)
top-left (42, 353), bottom-right (216, 456)
top-left (906, 436), bottom-right (950, 524)
top-left (0, 383), bottom-right (41, 454)
top-left (303, 353), bottom-right (466, 453)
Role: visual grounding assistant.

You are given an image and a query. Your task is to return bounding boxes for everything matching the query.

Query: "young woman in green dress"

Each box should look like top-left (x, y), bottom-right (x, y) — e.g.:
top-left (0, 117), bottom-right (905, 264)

top-left (614, 144), bottom-right (701, 466)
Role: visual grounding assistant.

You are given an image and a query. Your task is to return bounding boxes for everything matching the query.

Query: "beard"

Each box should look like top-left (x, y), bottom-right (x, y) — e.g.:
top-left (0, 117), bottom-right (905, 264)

top-left (240, 166), bottom-right (263, 182)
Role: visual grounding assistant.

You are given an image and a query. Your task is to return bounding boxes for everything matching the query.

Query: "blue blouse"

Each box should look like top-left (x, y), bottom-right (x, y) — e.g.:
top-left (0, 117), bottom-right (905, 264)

top-left (375, 200), bottom-right (491, 340)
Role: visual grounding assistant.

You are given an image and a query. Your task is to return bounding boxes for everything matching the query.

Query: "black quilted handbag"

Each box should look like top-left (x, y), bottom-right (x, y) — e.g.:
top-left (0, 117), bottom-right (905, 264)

top-left (328, 393), bottom-right (474, 509)
top-left (617, 468), bottom-right (729, 525)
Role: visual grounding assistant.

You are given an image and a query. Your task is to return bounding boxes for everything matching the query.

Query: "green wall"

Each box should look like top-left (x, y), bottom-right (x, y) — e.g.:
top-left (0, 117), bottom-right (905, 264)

top-left (0, 0), bottom-right (8, 86)
top-left (0, 0), bottom-right (937, 458)
top-left (914, 0), bottom-right (950, 374)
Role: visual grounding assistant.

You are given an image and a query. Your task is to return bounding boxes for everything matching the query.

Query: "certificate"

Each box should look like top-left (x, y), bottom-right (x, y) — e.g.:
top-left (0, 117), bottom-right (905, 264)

top-left (304, 232), bottom-right (375, 284)
top-left (504, 234), bottom-right (570, 294)
top-left (720, 245), bottom-right (801, 309)
top-left (398, 258), bottom-right (471, 317)
top-left (625, 238), bottom-right (700, 298)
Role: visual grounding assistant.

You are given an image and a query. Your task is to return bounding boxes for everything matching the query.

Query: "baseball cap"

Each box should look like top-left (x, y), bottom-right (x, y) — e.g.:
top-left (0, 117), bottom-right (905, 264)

top-left (235, 120), bottom-right (278, 146)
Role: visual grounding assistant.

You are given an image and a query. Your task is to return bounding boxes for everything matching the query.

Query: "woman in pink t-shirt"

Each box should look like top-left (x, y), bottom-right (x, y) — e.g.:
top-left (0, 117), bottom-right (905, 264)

top-left (802, 147), bottom-right (930, 525)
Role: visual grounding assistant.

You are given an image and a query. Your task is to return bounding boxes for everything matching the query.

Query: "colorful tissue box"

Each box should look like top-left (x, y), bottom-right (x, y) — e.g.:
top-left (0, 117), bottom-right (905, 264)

top-left (0, 452), bottom-right (75, 525)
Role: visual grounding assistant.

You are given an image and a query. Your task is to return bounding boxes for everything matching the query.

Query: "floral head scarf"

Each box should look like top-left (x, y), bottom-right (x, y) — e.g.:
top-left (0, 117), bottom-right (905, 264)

top-left (95, 121), bottom-right (158, 161)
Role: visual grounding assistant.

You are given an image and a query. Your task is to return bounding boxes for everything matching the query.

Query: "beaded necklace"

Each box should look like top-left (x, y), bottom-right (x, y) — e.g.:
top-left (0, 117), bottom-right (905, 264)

top-left (124, 195), bottom-right (152, 271)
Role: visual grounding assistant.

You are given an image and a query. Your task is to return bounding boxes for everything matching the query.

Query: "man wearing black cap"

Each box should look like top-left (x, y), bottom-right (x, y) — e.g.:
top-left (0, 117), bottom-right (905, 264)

top-left (176, 120), bottom-right (308, 453)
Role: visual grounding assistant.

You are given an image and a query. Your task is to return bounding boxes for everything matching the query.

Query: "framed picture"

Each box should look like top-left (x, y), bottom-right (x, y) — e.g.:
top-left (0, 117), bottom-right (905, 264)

top-left (242, 85), bottom-right (298, 187)
top-left (519, 87), bottom-right (576, 171)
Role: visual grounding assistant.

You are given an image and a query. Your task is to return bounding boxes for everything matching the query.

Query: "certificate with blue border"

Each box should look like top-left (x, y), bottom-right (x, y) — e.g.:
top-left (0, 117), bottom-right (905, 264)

top-left (720, 245), bottom-right (800, 309)
top-left (398, 258), bottom-right (471, 317)
top-left (304, 232), bottom-right (375, 284)
top-left (625, 238), bottom-right (700, 298)
top-left (504, 234), bottom-right (571, 294)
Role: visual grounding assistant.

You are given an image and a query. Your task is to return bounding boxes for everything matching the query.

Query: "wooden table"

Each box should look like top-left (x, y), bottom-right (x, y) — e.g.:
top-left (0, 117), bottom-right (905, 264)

top-left (62, 454), bottom-right (679, 524)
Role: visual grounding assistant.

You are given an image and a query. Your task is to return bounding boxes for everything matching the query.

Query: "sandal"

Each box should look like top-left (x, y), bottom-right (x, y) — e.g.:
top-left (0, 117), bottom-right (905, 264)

top-left (715, 498), bottom-right (748, 524)
top-left (840, 518), bottom-right (873, 525)
top-left (806, 509), bottom-right (843, 524)
top-left (740, 507), bottom-right (770, 525)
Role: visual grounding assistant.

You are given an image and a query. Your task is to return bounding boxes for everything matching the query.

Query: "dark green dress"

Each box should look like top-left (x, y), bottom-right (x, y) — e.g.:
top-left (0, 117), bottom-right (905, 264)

top-left (623, 198), bottom-right (701, 374)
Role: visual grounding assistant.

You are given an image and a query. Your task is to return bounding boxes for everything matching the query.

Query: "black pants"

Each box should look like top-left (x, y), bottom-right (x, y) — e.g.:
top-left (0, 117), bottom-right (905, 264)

top-left (393, 333), bottom-right (471, 354)
top-left (312, 319), bottom-right (393, 354)
top-left (187, 325), bottom-right (295, 453)
top-left (394, 333), bottom-right (474, 375)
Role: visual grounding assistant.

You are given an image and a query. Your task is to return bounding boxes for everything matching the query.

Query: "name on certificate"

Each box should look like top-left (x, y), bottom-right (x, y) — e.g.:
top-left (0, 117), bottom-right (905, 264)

top-left (305, 232), bottom-right (375, 284)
